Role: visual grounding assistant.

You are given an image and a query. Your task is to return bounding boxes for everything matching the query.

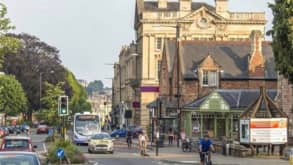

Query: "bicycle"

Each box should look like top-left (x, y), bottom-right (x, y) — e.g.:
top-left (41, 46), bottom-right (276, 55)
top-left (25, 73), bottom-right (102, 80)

top-left (201, 151), bottom-right (212, 165)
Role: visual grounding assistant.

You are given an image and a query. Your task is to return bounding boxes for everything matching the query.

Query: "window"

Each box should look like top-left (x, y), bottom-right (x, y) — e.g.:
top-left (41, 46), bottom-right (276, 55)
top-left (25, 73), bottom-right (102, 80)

top-left (156, 38), bottom-right (162, 50)
top-left (202, 70), bottom-right (218, 87)
top-left (157, 60), bottom-right (162, 80)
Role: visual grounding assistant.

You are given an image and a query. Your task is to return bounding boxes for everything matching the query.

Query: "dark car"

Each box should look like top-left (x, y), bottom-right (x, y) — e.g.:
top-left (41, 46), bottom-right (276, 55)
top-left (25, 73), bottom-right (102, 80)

top-left (36, 124), bottom-right (49, 134)
top-left (0, 136), bottom-right (37, 152)
top-left (0, 151), bottom-right (41, 165)
top-left (7, 126), bottom-right (14, 134)
top-left (110, 128), bottom-right (127, 138)
top-left (127, 125), bottom-right (143, 138)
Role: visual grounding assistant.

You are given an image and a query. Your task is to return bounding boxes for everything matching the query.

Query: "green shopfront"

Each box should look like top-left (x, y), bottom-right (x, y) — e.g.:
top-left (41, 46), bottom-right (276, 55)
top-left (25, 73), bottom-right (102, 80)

top-left (182, 89), bottom-right (277, 140)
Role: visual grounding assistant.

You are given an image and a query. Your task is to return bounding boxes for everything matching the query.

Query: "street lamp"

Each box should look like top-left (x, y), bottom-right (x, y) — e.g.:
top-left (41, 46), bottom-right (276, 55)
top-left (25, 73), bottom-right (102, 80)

top-left (153, 23), bottom-right (181, 148)
top-left (39, 70), bottom-right (54, 111)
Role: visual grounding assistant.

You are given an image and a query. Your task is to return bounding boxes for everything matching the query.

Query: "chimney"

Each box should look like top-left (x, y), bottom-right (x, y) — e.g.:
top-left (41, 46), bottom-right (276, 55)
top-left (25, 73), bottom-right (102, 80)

top-left (158, 0), bottom-right (167, 9)
top-left (180, 0), bottom-right (191, 11)
top-left (215, 0), bottom-right (229, 17)
top-left (249, 30), bottom-right (265, 77)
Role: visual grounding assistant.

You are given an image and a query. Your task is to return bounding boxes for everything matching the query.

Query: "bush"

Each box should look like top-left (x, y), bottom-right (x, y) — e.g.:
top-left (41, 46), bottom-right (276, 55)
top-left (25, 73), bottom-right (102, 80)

top-left (47, 139), bottom-right (86, 164)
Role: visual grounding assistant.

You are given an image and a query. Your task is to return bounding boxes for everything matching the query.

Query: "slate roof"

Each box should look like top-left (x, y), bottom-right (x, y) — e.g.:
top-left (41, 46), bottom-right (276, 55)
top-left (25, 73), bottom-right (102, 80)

top-left (184, 89), bottom-right (277, 110)
top-left (165, 40), bottom-right (277, 80)
top-left (144, 2), bottom-right (215, 12)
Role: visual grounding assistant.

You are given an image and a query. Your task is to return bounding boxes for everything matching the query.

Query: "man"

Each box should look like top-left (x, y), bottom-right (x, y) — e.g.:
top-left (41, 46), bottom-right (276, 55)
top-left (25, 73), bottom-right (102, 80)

top-left (199, 134), bottom-right (215, 165)
top-left (138, 130), bottom-right (149, 156)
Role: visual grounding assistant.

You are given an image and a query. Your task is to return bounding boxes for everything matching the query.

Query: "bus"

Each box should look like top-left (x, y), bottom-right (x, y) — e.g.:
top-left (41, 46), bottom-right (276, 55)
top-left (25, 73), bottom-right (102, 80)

top-left (72, 112), bottom-right (101, 144)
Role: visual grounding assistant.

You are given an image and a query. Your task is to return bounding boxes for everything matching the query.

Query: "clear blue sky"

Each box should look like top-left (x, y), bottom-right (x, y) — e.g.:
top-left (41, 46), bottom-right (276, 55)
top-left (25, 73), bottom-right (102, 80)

top-left (2, 0), bottom-right (274, 87)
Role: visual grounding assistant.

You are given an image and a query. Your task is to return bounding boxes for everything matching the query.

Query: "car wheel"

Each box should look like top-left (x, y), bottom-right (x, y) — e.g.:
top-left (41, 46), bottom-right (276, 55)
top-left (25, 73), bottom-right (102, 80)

top-left (88, 148), bottom-right (92, 154)
top-left (110, 151), bottom-right (114, 154)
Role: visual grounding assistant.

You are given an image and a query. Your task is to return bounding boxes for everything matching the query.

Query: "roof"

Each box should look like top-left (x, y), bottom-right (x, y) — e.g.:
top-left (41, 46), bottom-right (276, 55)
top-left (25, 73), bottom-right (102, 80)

top-left (4, 136), bottom-right (31, 140)
top-left (144, 2), bottom-right (215, 12)
top-left (165, 40), bottom-right (277, 80)
top-left (184, 89), bottom-right (277, 110)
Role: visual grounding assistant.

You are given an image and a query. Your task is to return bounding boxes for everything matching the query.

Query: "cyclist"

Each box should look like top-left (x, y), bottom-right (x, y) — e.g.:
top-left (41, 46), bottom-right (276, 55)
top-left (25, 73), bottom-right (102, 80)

top-left (126, 129), bottom-right (132, 149)
top-left (199, 134), bottom-right (215, 165)
top-left (138, 130), bottom-right (149, 156)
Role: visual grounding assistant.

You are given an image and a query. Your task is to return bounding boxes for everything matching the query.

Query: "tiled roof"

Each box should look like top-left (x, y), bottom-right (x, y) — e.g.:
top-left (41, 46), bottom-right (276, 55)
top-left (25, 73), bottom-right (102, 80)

top-left (144, 2), bottom-right (215, 12)
top-left (165, 40), bottom-right (277, 79)
top-left (184, 89), bottom-right (277, 110)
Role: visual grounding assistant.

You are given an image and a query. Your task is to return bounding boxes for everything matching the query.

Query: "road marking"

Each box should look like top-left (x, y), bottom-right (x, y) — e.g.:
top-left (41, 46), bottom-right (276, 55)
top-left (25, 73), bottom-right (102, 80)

top-left (43, 143), bottom-right (47, 153)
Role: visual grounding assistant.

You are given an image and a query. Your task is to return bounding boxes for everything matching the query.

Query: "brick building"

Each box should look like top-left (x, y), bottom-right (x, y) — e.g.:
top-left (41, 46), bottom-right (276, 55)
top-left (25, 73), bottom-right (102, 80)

top-left (153, 30), bottom-right (278, 134)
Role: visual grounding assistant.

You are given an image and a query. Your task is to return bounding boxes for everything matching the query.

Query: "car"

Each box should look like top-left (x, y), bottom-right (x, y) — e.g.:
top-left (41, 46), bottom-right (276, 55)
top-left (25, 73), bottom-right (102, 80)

top-left (0, 151), bottom-right (41, 165)
top-left (7, 126), bottom-right (15, 134)
top-left (110, 128), bottom-right (127, 138)
top-left (0, 136), bottom-right (37, 152)
top-left (2, 127), bottom-right (9, 136)
top-left (127, 125), bottom-right (143, 138)
top-left (88, 132), bottom-right (114, 154)
top-left (21, 124), bottom-right (30, 132)
top-left (36, 124), bottom-right (49, 134)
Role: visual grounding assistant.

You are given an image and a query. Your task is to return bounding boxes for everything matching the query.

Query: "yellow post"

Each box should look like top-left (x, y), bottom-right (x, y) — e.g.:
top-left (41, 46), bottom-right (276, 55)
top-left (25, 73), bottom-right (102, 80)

top-left (289, 149), bottom-right (293, 165)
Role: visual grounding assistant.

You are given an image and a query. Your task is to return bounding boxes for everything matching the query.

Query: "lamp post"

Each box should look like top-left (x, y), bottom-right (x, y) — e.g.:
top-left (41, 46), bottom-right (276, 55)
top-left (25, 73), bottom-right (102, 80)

top-left (39, 70), bottom-right (54, 112)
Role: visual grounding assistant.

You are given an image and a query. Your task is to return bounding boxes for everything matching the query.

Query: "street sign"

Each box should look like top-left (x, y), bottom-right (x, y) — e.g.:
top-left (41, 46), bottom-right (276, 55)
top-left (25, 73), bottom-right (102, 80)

top-left (56, 148), bottom-right (65, 159)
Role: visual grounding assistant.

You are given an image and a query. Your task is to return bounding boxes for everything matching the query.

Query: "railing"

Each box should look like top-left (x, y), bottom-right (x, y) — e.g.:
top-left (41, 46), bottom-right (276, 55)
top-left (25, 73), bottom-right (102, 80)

top-left (230, 12), bottom-right (265, 20)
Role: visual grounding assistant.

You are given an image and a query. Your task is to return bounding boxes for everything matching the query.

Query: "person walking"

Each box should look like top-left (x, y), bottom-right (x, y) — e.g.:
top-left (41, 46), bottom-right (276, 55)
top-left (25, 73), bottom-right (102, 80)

top-left (126, 129), bottom-right (132, 149)
top-left (168, 128), bottom-right (174, 145)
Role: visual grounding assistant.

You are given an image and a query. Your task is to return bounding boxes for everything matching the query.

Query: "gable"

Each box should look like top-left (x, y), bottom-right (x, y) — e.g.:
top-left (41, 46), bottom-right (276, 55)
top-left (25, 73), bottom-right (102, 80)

top-left (181, 7), bottom-right (225, 22)
top-left (199, 55), bottom-right (221, 70)
top-left (200, 91), bottom-right (230, 111)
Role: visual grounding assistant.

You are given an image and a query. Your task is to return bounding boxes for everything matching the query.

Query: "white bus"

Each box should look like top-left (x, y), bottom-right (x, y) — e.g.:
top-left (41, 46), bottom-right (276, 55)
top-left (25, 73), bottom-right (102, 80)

top-left (72, 112), bottom-right (101, 144)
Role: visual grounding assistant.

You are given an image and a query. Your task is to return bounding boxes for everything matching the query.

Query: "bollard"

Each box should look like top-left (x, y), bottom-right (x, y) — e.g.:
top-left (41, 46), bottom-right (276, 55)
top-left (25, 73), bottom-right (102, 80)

top-left (290, 148), bottom-right (293, 165)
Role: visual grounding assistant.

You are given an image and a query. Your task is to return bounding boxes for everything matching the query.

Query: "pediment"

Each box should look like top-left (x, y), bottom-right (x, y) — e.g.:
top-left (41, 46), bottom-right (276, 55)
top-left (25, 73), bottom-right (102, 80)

top-left (180, 6), bottom-right (226, 22)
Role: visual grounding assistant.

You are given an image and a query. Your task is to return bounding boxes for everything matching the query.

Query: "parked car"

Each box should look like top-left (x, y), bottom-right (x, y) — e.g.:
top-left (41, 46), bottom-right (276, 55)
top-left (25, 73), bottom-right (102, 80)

top-left (21, 124), bottom-right (30, 132)
top-left (0, 151), bottom-right (41, 165)
top-left (36, 124), bottom-right (49, 134)
top-left (88, 132), bottom-right (114, 154)
top-left (2, 127), bottom-right (9, 136)
top-left (14, 125), bottom-right (22, 134)
top-left (7, 126), bottom-right (15, 134)
top-left (128, 125), bottom-right (143, 138)
top-left (0, 136), bottom-right (37, 152)
top-left (110, 128), bottom-right (127, 138)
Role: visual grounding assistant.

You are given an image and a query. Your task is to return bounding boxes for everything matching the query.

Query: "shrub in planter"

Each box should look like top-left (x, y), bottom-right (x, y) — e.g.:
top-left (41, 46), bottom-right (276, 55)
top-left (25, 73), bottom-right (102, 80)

top-left (47, 139), bottom-right (86, 164)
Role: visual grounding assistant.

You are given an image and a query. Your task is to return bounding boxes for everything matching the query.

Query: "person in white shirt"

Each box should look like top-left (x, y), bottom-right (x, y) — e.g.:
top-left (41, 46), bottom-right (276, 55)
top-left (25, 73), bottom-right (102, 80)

top-left (138, 130), bottom-right (149, 156)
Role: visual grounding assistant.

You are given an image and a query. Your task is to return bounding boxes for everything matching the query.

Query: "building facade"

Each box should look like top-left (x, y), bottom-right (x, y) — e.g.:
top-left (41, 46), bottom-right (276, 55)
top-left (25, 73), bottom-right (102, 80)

top-left (113, 0), bottom-right (267, 129)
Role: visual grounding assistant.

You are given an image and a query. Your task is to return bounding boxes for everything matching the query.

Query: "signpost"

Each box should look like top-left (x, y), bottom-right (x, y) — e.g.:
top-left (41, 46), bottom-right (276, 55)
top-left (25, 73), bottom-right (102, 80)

top-left (56, 148), bottom-right (65, 164)
top-left (58, 96), bottom-right (69, 139)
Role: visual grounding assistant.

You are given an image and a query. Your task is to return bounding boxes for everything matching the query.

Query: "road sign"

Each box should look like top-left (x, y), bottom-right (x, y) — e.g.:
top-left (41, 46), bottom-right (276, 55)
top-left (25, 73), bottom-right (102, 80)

top-left (56, 148), bottom-right (65, 159)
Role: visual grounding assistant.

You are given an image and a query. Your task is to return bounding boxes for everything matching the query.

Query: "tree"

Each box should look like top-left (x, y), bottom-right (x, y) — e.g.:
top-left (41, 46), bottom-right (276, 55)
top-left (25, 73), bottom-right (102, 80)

top-left (39, 82), bottom-right (64, 125)
top-left (3, 33), bottom-right (67, 120)
top-left (0, 3), bottom-right (20, 70)
top-left (268, 0), bottom-right (293, 82)
top-left (66, 70), bottom-right (91, 113)
top-left (0, 75), bottom-right (27, 117)
top-left (86, 80), bottom-right (104, 95)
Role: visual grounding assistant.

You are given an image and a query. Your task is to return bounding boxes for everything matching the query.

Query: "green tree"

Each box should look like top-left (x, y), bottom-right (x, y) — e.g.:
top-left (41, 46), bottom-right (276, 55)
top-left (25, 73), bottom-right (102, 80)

top-left (66, 70), bottom-right (91, 113)
top-left (0, 3), bottom-right (20, 70)
top-left (86, 80), bottom-right (104, 95)
top-left (39, 82), bottom-right (64, 125)
top-left (0, 75), bottom-right (27, 117)
top-left (268, 0), bottom-right (293, 82)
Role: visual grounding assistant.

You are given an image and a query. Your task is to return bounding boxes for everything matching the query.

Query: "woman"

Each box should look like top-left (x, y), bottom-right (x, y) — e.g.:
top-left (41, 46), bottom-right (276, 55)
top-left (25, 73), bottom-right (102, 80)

top-left (168, 128), bottom-right (174, 145)
top-left (138, 131), bottom-right (149, 156)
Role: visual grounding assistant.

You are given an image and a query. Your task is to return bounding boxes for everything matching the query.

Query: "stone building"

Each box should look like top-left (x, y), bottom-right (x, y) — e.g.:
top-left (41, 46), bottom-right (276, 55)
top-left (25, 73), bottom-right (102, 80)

top-left (114, 0), bottom-right (268, 129)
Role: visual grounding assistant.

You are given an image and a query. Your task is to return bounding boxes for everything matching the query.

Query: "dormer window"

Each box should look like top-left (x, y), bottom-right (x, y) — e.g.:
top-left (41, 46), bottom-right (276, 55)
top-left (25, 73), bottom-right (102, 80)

top-left (202, 70), bottom-right (218, 87)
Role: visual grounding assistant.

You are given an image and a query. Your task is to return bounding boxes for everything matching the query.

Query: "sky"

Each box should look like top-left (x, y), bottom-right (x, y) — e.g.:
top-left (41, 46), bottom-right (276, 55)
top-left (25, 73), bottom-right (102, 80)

top-left (2, 0), bottom-right (274, 87)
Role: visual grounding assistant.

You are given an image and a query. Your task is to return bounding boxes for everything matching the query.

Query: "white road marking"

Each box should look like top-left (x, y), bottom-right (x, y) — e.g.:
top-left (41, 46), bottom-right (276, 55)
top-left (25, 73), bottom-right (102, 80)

top-left (43, 143), bottom-right (47, 153)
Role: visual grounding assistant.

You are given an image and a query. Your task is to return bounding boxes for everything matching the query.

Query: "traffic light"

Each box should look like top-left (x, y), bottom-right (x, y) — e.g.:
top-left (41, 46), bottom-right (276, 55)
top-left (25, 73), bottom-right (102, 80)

top-left (58, 96), bottom-right (68, 116)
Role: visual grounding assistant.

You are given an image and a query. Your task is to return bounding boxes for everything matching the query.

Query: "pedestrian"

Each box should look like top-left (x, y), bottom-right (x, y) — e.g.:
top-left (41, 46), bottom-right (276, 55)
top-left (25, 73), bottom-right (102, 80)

top-left (138, 130), bottom-right (149, 156)
top-left (168, 128), bottom-right (174, 145)
top-left (126, 129), bottom-right (132, 149)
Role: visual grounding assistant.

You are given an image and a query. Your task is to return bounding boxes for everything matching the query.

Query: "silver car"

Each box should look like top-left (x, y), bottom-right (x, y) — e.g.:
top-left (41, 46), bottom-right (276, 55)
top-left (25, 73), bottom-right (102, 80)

top-left (0, 151), bottom-right (41, 165)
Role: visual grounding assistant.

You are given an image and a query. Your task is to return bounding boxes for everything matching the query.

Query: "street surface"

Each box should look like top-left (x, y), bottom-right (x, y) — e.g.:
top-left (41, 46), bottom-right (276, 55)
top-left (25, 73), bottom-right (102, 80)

top-left (26, 131), bottom-right (290, 165)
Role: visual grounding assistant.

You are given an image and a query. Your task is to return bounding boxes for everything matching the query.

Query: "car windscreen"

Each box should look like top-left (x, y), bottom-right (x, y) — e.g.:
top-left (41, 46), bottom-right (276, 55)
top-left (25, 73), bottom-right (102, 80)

top-left (4, 139), bottom-right (29, 149)
top-left (0, 154), bottom-right (38, 165)
top-left (92, 134), bottom-right (111, 140)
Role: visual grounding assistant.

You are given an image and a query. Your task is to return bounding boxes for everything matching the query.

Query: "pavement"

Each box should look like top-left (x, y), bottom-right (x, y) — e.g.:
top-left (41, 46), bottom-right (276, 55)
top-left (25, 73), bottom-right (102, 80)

top-left (116, 138), bottom-right (290, 165)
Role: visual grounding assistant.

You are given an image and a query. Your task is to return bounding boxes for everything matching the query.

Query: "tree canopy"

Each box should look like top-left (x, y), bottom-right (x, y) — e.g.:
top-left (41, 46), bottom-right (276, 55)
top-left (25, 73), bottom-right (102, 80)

top-left (269, 0), bottom-right (293, 82)
top-left (0, 3), bottom-right (20, 70)
top-left (86, 80), bottom-right (104, 95)
top-left (0, 75), bottom-right (27, 116)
